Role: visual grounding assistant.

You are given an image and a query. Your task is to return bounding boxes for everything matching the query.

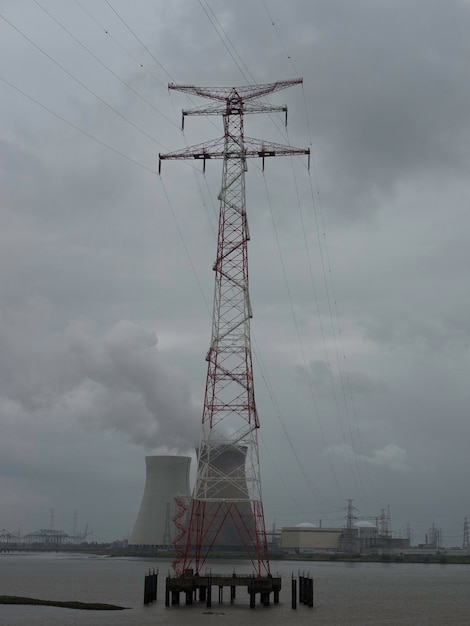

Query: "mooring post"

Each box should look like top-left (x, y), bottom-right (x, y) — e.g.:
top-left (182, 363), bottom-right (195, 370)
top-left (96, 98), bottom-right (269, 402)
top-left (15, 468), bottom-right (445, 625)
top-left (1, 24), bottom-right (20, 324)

top-left (165, 575), bottom-right (170, 607)
top-left (291, 576), bottom-right (297, 610)
top-left (250, 587), bottom-right (256, 608)
top-left (261, 592), bottom-right (270, 606)
top-left (144, 573), bottom-right (148, 605)
top-left (249, 578), bottom-right (256, 608)
top-left (308, 577), bottom-right (314, 608)
top-left (143, 569), bottom-right (157, 605)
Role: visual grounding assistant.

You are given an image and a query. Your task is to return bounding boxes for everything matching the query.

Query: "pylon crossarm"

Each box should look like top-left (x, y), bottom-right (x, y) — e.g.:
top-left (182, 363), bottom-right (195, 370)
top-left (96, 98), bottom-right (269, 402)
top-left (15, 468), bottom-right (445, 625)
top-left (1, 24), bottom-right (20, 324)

top-left (182, 102), bottom-right (287, 119)
top-left (243, 137), bottom-right (310, 161)
top-left (160, 136), bottom-right (309, 160)
top-left (159, 137), bottom-right (225, 171)
top-left (169, 77), bottom-right (303, 102)
top-left (159, 137), bottom-right (310, 172)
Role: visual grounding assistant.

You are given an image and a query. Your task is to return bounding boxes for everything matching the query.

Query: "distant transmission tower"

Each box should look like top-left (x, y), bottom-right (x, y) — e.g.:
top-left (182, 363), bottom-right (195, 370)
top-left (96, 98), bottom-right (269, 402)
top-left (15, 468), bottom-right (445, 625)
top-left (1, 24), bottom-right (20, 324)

top-left (340, 499), bottom-right (358, 553)
top-left (405, 523), bottom-right (413, 546)
top-left (463, 517), bottom-right (469, 550)
top-left (73, 510), bottom-right (78, 545)
top-left (163, 502), bottom-right (171, 546)
top-left (346, 499), bottom-right (356, 531)
top-left (378, 508), bottom-right (390, 537)
top-left (160, 78), bottom-right (309, 577)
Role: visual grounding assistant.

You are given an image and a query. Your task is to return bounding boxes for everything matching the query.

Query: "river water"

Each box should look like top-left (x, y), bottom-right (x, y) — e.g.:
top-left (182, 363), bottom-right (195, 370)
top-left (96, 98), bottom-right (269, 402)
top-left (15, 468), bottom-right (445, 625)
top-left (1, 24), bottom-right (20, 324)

top-left (1, 552), bottom-right (470, 625)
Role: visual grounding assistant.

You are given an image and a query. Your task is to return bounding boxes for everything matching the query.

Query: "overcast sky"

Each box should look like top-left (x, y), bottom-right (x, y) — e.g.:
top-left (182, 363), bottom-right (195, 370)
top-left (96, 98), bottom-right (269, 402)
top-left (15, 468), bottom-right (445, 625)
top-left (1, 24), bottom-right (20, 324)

top-left (1, 0), bottom-right (470, 546)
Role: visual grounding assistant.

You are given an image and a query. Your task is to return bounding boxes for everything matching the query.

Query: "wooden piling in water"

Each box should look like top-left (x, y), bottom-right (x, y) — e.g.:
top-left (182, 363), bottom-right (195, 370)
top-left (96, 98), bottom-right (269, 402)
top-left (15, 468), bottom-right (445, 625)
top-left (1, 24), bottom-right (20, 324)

top-left (143, 568), bottom-right (158, 605)
top-left (199, 585), bottom-right (207, 602)
top-left (249, 579), bottom-right (256, 609)
top-left (308, 577), bottom-right (314, 607)
top-left (291, 577), bottom-right (297, 609)
top-left (165, 575), bottom-right (170, 607)
top-left (299, 572), bottom-right (314, 608)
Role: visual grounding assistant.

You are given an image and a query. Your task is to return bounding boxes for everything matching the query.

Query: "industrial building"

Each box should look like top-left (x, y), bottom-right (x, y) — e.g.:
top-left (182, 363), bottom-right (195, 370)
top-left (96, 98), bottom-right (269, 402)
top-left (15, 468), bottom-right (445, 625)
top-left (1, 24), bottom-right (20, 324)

top-left (24, 529), bottom-right (69, 545)
top-left (281, 521), bottom-right (410, 555)
top-left (129, 454), bottom-right (415, 556)
top-left (281, 524), bottom-right (342, 554)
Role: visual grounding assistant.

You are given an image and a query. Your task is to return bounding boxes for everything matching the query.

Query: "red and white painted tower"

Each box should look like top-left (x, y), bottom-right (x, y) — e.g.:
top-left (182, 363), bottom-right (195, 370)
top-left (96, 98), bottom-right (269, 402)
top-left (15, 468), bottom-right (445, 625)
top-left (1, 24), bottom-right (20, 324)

top-left (159, 79), bottom-right (309, 577)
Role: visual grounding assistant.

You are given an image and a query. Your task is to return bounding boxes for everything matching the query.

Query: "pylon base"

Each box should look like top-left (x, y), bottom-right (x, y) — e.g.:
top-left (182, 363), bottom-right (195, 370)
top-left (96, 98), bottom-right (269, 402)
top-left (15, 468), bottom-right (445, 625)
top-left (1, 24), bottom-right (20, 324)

top-left (165, 572), bottom-right (282, 608)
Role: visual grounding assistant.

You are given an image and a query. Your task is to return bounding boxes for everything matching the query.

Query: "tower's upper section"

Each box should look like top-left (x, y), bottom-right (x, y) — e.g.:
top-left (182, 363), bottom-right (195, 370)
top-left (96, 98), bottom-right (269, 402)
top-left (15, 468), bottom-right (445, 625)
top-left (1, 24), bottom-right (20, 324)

top-left (159, 78), bottom-right (310, 172)
top-left (168, 77), bottom-right (303, 102)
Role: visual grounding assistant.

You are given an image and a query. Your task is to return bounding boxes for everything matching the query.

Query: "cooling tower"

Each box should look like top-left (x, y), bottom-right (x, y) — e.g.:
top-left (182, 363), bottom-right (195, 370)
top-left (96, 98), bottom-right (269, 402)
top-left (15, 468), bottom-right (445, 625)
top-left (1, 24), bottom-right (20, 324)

top-left (129, 455), bottom-right (190, 546)
top-left (195, 443), bottom-right (256, 549)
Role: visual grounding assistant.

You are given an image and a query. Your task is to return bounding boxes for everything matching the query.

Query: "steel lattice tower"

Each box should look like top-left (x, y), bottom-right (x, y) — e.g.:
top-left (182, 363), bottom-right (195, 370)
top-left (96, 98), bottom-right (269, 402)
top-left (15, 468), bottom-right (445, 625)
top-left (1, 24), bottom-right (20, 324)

top-left (159, 78), bottom-right (309, 577)
top-left (463, 517), bottom-right (469, 550)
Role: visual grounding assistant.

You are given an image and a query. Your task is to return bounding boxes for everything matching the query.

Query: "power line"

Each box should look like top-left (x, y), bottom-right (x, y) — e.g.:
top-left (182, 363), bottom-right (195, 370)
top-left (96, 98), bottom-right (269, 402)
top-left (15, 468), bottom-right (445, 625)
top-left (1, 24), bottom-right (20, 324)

top-left (262, 1), bottom-right (300, 76)
top-left (262, 171), bottom-right (345, 505)
top-left (255, 341), bottom-right (337, 510)
top-left (0, 11), bottom-right (165, 148)
top-left (290, 157), bottom-right (369, 508)
top-left (199, 0), bottom-right (253, 84)
top-left (87, 1), bottom-right (220, 133)
top-left (2, 5), bottom-right (225, 324)
top-left (284, 146), bottom-right (367, 504)
top-left (103, 0), bottom-right (175, 82)
top-left (0, 73), bottom-right (155, 174)
top-left (33, 0), bottom-right (180, 130)
top-left (261, 4), bottom-right (380, 513)
top-left (198, 2), bottom-right (290, 142)
top-left (73, 0), bottom-right (168, 89)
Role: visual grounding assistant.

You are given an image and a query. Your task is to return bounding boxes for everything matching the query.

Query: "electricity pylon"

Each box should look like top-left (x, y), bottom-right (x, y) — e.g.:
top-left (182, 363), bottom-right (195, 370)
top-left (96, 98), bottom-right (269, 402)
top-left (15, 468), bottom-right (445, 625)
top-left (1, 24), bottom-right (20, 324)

top-left (463, 517), bottom-right (469, 551)
top-left (160, 78), bottom-right (309, 577)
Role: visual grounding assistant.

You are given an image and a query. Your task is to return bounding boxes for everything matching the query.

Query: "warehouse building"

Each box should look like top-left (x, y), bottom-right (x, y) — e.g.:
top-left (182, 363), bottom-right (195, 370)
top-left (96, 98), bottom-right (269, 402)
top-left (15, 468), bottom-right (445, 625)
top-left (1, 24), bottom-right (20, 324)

top-left (281, 524), bottom-right (342, 554)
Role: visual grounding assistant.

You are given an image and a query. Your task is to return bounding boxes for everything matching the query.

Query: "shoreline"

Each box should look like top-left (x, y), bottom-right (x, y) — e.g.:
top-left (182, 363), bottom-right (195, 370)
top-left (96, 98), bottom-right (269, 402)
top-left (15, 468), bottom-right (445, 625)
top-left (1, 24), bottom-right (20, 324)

top-left (2, 546), bottom-right (470, 564)
top-left (0, 595), bottom-right (127, 610)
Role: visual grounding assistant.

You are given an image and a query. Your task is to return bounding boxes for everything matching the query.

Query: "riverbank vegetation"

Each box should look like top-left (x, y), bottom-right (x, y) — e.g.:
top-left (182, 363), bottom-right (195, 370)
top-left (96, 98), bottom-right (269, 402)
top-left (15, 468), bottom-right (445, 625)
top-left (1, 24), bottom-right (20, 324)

top-left (0, 595), bottom-right (127, 610)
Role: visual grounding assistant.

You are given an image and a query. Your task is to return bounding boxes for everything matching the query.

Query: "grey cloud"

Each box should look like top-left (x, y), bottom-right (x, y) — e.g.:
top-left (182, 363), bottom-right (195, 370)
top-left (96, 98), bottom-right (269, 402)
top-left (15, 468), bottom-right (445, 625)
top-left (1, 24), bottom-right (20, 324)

top-left (2, 0), bottom-right (470, 543)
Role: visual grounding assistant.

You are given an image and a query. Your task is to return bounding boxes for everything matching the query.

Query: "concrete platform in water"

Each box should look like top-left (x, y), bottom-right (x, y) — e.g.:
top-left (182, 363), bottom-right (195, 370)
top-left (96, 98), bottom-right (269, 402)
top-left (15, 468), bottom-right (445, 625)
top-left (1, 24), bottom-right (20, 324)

top-left (165, 573), bottom-right (282, 608)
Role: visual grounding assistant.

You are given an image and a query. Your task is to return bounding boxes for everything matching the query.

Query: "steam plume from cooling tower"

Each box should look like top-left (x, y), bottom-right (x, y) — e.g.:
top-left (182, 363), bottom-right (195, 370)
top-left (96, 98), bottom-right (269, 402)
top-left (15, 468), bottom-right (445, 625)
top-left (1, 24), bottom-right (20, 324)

top-left (65, 319), bottom-right (201, 451)
top-left (0, 309), bottom-right (200, 451)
